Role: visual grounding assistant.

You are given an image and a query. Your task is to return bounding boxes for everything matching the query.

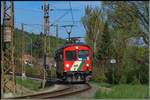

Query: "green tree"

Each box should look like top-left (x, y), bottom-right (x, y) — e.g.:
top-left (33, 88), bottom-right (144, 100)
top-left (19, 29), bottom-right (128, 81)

top-left (96, 21), bottom-right (116, 83)
top-left (96, 21), bottom-right (112, 62)
top-left (102, 1), bottom-right (149, 84)
top-left (82, 1), bottom-right (148, 84)
top-left (81, 6), bottom-right (106, 82)
top-left (81, 6), bottom-right (104, 54)
top-left (102, 1), bottom-right (149, 46)
top-left (32, 35), bottom-right (43, 58)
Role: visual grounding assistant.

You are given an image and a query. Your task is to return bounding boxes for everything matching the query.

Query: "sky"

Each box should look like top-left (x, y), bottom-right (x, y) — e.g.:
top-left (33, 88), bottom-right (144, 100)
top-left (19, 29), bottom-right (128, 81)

top-left (1, 1), bottom-right (102, 42)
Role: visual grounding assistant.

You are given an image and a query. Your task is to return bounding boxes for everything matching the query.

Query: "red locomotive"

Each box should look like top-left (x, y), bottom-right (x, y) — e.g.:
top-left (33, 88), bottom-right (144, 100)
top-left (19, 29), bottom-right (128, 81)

top-left (55, 38), bottom-right (92, 82)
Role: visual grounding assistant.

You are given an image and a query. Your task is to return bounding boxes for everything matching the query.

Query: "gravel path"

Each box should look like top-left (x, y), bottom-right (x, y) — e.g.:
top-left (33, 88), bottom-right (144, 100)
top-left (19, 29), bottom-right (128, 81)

top-left (65, 83), bottom-right (101, 99)
top-left (66, 83), bottom-right (112, 99)
top-left (36, 84), bottom-right (68, 93)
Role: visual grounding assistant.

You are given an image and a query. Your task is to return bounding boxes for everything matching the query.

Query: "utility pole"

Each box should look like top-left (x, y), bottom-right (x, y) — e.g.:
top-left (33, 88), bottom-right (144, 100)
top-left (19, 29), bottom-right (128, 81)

top-left (22, 23), bottom-right (26, 80)
top-left (43, 2), bottom-right (51, 88)
top-left (41, 5), bottom-right (44, 58)
top-left (42, 5), bottom-right (44, 34)
top-left (44, 2), bottom-right (50, 54)
top-left (56, 24), bottom-right (58, 49)
top-left (1, 1), bottom-right (16, 95)
top-left (41, 5), bottom-right (45, 88)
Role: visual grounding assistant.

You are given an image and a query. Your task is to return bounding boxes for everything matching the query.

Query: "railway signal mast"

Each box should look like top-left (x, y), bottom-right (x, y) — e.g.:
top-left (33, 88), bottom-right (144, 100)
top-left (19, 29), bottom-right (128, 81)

top-left (1, 1), bottom-right (16, 95)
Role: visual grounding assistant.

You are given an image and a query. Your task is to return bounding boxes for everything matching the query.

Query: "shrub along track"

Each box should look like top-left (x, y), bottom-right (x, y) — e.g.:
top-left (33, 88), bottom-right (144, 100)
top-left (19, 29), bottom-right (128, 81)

top-left (7, 83), bottom-right (91, 99)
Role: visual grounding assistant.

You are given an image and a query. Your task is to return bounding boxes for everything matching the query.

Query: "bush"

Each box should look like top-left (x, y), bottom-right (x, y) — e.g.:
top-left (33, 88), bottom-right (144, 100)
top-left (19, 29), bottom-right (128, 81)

top-left (26, 66), bottom-right (44, 77)
top-left (15, 57), bottom-right (22, 73)
top-left (120, 74), bottom-right (127, 84)
top-left (131, 76), bottom-right (140, 85)
top-left (91, 66), bottom-right (106, 82)
top-left (49, 67), bottom-right (56, 78)
top-left (104, 69), bottom-right (113, 84)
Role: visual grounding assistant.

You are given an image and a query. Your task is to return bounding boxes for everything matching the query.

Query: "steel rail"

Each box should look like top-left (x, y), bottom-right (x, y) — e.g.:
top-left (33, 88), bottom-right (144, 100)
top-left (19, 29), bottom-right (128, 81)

top-left (45, 83), bottom-right (91, 99)
top-left (7, 83), bottom-right (91, 99)
top-left (7, 85), bottom-right (72, 99)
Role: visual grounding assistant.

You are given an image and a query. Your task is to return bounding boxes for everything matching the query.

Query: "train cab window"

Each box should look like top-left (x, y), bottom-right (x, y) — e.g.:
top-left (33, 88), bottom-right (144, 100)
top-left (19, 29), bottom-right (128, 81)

top-left (59, 52), bottom-right (63, 61)
top-left (56, 52), bottom-right (63, 61)
top-left (59, 54), bottom-right (63, 61)
top-left (78, 50), bottom-right (89, 60)
top-left (65, 51), bottom-right (76, 61)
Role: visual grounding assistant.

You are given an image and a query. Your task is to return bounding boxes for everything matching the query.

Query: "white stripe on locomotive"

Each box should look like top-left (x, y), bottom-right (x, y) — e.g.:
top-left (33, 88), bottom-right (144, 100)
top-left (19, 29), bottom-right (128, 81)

top-left (70, 61), bottom-right (82, 71)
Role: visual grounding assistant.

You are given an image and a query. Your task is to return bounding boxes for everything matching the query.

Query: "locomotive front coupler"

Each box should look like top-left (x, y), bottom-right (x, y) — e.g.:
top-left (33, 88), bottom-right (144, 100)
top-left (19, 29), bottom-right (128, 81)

top-left (66, 71), bottom-right (72, 76)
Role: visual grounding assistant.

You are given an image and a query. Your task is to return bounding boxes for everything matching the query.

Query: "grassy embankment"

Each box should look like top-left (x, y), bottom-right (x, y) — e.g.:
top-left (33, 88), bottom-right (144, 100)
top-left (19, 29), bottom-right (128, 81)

top-left (16, 77), bottom-right (53, 92)
top-left (16, 77), bottom-right (41, 91)
top-left (91, 82), bottom-right (149, 99)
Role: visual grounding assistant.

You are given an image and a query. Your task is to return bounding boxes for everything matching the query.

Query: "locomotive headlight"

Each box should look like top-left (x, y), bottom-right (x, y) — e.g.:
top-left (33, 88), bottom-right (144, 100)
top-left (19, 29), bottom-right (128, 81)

top-left (86, 64), bottom-right (89, 67)
top-left (66, 64), bottom-right (69, 68)
top-left (76, 46), bottom-right (78, 49)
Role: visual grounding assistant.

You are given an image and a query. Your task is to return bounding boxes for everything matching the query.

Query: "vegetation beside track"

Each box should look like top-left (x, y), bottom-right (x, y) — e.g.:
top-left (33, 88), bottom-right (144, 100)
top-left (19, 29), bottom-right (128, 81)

top-left (82, 1), bottom-right (149, 85)
top-left (91, 82), bottom-right (148, 99)
top-left (16, 77), bottom-right (41, 91)
top-left (90, 81), bottom-right (113, 88)
top-left (82, 2), bottom-right (149, 99)
top-left (16, 77), bottom-right (53, 92)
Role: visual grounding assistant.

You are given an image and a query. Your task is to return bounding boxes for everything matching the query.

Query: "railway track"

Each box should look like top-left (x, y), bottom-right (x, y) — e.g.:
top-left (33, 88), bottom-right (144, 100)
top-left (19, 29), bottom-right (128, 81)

top-left (6, 72), bottom-right (59, 82)
top-left (7, 83), bottom-right (91, 99)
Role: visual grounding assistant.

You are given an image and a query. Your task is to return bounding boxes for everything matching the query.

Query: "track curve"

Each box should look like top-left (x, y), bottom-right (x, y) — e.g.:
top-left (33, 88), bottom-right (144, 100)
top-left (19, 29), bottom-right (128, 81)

top-left (7, 83), bottom-right (91, 99)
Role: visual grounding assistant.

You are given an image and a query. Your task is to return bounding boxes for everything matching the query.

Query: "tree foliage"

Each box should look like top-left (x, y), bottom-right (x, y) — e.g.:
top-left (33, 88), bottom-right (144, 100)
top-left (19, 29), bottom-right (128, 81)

top-left (14, 29), bottom-right (66, 59)
top-left (81, 6), bottom-right (104, 53)
top-left (82, 1), bottom-right (149, 84)
top-left (32, 34), bottom-right (43, 58)
top-left (96, 21), bottom-right (112, 62)
top-left (102, 1), bottom-right (149, 46)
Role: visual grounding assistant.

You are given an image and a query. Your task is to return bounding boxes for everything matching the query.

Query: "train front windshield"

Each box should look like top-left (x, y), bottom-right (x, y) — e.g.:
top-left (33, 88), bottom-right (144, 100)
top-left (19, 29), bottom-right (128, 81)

top-left (78, 50), bottom-right (89, 60)
top-left (65, 51), bottom-right (76, 61)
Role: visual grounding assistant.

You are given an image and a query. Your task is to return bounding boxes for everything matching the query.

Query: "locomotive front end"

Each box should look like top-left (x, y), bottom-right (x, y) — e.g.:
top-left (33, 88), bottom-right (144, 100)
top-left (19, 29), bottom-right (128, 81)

top-left (64, 45), bottom-right (91, 82)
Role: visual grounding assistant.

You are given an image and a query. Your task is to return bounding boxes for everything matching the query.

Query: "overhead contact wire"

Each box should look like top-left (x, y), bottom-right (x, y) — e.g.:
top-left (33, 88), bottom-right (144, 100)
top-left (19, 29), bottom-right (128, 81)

top-left (69, 2), bottom-right (74, 24)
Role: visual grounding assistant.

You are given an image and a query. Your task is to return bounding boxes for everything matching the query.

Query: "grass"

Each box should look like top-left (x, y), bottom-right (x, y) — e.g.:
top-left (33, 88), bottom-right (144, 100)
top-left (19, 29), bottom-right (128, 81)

top-left (16, 77), bottom-right (53, 92)
top-left (90, 81), bottom-right (113, 88)
top-left (16, 77), bottom-right (41, 91)
top-left (94, 83), bottom-right (149, 99)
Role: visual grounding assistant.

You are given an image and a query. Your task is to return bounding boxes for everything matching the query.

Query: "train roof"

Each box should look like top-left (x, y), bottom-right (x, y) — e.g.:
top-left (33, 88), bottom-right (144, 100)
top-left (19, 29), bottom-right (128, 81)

top-left (56, 42), bottom-right (90, 53)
